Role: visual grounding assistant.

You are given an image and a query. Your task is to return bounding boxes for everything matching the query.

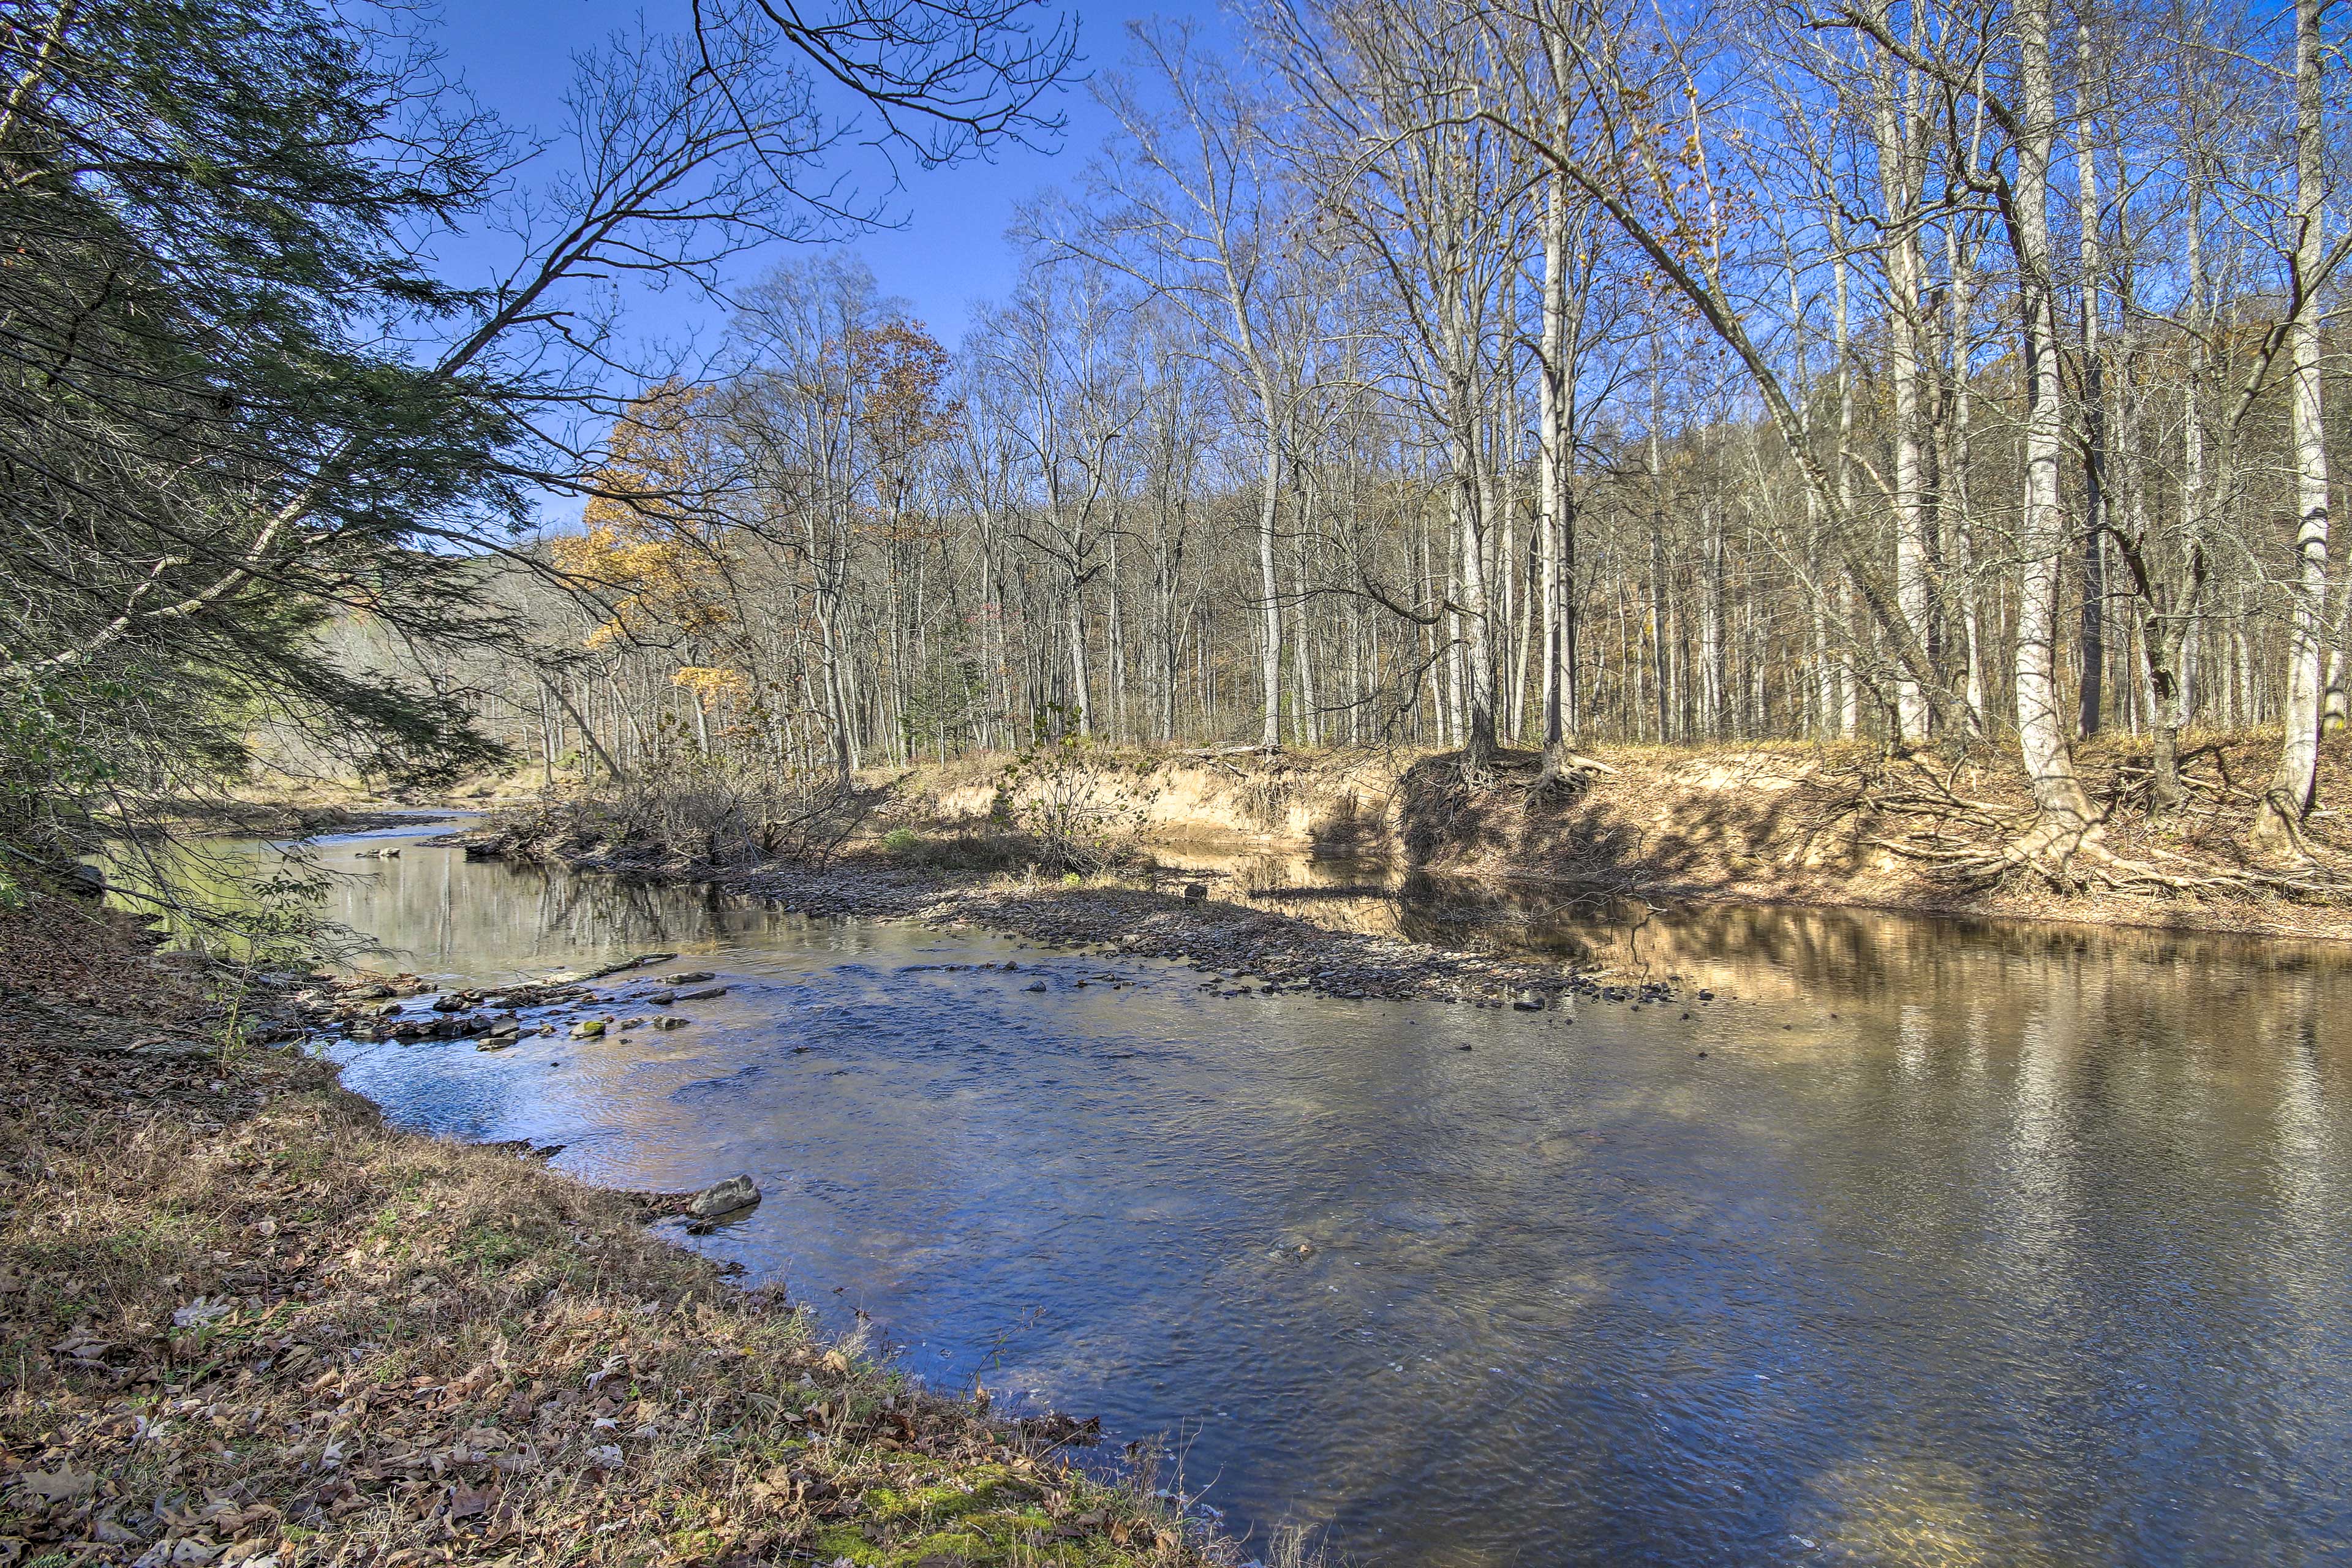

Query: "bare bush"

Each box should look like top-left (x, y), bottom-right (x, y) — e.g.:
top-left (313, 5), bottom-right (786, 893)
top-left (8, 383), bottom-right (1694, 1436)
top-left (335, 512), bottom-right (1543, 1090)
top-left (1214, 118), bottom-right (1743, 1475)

top-left (491, 761), bottom-right (866, 869)
top-left (999, 736), bottom-right (1155, 873)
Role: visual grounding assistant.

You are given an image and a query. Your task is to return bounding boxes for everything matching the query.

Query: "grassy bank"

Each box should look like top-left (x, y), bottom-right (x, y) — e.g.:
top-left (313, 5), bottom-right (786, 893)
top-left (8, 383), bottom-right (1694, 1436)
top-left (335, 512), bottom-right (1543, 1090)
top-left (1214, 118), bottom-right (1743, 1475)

top-left (0, 898), bottom-right (1221, 1568)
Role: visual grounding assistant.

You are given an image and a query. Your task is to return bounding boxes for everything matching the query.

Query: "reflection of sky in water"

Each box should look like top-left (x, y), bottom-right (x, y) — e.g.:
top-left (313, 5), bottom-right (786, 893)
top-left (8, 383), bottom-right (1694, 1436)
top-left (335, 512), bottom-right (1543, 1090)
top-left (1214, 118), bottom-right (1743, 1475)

top-left (279, 828), bottom-right (2352, 1566)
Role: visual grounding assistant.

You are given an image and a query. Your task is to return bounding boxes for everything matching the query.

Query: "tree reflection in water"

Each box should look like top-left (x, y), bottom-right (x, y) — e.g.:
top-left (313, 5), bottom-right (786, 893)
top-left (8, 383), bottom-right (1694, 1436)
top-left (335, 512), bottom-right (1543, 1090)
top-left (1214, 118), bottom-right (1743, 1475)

top-left (260, 828), bottom-right (2352, 1566)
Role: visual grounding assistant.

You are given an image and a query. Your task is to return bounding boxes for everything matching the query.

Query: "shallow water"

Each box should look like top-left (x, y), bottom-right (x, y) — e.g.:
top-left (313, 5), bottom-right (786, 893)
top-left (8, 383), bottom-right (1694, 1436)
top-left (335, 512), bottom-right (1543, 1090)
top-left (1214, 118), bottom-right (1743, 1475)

top-left (284, 824), bottom-right (2352, 1565)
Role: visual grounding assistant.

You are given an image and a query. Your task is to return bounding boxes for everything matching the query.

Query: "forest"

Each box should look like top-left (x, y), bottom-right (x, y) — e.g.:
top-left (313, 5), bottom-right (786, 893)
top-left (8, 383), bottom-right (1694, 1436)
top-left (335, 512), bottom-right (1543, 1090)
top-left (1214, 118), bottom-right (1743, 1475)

top-left (450, 0), bottom-right (2349, 878)
top-left (6, 0), bottom-right (2347, 892)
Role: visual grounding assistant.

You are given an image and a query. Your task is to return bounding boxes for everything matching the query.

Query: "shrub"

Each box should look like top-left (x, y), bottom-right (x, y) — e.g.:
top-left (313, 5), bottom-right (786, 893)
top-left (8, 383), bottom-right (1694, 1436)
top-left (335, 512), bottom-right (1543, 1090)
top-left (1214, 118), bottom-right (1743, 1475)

top-left (998, 734), bottom-right (1153, 874)
top-left (489, 758), bottom-right (865, 869)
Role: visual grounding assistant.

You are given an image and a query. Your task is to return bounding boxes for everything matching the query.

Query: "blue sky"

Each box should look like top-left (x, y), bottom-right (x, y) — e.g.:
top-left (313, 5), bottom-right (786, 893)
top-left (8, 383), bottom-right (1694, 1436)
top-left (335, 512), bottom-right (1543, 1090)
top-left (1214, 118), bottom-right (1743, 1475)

top-left (435, 0), bottom-right (1223, 351)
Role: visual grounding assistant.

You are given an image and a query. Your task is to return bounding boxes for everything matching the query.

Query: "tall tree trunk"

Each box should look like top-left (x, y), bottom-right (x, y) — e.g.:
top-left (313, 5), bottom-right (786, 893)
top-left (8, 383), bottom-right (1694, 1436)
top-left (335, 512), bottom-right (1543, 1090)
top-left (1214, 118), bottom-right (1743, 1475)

top-left (1873, 43), bottom-right (1932, 745)
top-left (1294, 470), bottom-right (1321, 747)
top-left (1647, 362), bottom-right (1672, 744)
top-left (2010, 0), bottom-right (2100, 849)
top-left (1257, 432), bottom-right (1284, 748)
top-left (2253, 0), bottom-right (2332, 856)
top-left (2076, 29), bottom-right (2108, 740)
top-left (1106, 515), bottom-right (1128, 745)
top-left (1537, 176), bottom-right (1583, 774)
top-left (1947, 206), bottom-right (1989, 733)
top-left (1831, 215), bottom-right (1860, 739)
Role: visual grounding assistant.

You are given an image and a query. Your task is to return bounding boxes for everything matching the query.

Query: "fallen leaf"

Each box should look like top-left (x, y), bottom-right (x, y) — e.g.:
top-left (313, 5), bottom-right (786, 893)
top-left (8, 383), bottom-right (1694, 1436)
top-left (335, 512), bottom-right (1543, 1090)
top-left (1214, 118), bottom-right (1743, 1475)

top-left (447, 1483), bottom-right (495, 1520)
top-left (7, 1467), bottom-right (96, 1505)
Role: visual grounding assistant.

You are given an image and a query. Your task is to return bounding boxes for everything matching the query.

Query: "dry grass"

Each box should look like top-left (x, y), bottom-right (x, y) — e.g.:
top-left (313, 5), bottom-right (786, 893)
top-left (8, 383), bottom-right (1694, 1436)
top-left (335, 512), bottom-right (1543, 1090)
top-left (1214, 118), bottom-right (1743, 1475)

top-left (0, 900), bottom-right (1223, 1568)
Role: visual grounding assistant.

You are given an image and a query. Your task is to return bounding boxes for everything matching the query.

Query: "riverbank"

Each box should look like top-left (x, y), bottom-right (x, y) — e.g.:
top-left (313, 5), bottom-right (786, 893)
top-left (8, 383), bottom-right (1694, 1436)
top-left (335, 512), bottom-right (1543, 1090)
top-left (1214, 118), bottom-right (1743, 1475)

top-left (0, 894), bottom-right (1223, 1568)
top-left (456, 815), bottom-right (1672, 1010)
top-left (458, 731), bottom-right (2352, 956)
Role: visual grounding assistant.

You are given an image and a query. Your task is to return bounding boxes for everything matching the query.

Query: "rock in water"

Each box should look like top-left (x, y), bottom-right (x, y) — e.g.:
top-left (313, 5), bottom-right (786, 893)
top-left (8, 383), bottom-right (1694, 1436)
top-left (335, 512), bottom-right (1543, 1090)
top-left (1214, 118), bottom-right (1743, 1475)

top-left (674, 985), bottom-right (728, 1001)
top-left (662, 970), bottom-right (717, 985)
top-left (569, 1018), bottom-right (606, 1039)
top-left (687, 1175), bottom-right (760, 1219)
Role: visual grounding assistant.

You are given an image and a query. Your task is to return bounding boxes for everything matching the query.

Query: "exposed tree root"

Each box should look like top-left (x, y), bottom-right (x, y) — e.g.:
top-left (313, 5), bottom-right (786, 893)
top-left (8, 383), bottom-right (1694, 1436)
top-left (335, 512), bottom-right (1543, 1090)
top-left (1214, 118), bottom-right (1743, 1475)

top-left (1837, 751), bottom-right (2351, 903)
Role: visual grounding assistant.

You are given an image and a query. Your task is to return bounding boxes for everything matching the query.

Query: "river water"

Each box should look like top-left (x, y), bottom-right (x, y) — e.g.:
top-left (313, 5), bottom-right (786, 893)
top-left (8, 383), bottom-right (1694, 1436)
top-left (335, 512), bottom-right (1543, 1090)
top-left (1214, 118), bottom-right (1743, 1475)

top-left (279, 821), bottom-right (2350, 1565)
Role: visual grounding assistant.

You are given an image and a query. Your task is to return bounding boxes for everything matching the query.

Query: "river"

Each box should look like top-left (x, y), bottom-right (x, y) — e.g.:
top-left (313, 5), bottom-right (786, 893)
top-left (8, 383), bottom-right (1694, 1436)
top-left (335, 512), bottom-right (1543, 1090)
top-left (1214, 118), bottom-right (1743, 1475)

top-left (265, 820), bottom-right (2352, 1564)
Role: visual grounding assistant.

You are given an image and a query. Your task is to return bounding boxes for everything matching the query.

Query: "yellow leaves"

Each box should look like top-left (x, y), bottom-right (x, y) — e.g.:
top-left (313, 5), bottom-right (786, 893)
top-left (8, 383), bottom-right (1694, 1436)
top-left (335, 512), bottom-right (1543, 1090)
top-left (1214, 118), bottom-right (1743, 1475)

top-left (584, 380), bottom-right (726, 541)
top-left (559, 382), bottom-right (745, 652)
top-left (554, 525), bottom-right (695, 588)
top-left (559, 516), bottom-right (733, 653)
top-left (671, 668), bottom-right (747, 710)
top-left (549, 526), bottom-right (619, 576)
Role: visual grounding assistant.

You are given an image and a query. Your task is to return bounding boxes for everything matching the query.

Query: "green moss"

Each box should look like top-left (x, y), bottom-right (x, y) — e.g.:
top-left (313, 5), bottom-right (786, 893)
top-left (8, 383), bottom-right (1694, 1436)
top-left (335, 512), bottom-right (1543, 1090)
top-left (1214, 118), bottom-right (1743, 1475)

top-left (810, 1464), bottom-right (1155, 1567)
top-left (873, 1476), bottom-right (986, 1521)
top-left (454, 1221), bottom-right (539, 1274)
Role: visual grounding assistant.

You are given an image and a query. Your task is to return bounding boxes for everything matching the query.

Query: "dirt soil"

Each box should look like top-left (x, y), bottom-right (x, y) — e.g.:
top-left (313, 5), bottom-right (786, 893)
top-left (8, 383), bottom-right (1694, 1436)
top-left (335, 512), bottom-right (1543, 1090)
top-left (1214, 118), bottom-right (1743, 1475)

top-left (474, 731), bottom-right (2352, 950)
top-left (1382, 734), bottom-right (2352, 942)
top-left (0, 895), bottom-right (1225, 1568)
top-left (849, 733), bottom-right (2352, 944)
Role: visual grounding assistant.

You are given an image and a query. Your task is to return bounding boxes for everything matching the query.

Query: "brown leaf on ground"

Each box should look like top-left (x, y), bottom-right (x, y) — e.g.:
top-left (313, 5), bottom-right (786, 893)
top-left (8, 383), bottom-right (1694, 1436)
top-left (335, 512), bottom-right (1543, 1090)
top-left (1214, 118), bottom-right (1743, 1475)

top-left (7, 1466), bottom-right (96, 1505)
top-left (444, 1482), bottom-right (495, 1520)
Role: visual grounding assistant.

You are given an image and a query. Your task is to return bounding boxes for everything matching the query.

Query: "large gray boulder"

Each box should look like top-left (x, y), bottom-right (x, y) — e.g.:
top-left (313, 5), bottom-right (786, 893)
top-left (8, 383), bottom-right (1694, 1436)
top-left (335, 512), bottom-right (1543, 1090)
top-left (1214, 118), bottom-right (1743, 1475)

top-left (686, 1174), bottom-right (760, 1219)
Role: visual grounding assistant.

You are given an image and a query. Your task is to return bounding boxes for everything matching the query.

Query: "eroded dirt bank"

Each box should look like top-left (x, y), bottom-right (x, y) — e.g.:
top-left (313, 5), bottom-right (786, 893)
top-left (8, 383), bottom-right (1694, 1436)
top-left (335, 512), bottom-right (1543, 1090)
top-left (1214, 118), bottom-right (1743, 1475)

top-left (861, 734), bottom-right (2352, 944)
top-left (0, 892), bottom-right (1223, 1568)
